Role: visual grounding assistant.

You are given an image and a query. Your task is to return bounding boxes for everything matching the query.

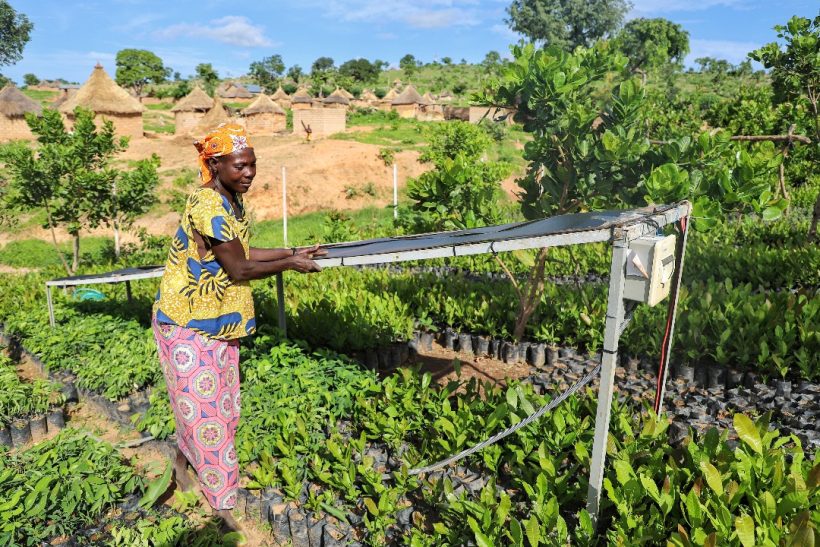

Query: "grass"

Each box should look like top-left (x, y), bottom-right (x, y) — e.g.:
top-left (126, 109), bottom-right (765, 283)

top-left (332, 114), bottom-right (428, 150)
top-left (145, 103), bottom-right (173, 111)
top-left (0, 237), bottom-right (113, 269)
top-left (250, 206), bottom-right (395, 247)
top-left (143, 111), bottom-right (175, 134)
top-left (21, 89), bottom-right (59, 106)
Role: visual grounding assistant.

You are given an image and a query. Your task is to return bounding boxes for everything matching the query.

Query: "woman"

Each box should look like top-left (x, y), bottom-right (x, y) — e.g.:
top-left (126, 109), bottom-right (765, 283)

top-left (152, 123), bottom-right (323, 528)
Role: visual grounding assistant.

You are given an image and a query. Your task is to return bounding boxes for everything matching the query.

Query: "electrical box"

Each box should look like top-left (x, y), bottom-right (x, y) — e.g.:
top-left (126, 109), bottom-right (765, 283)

top-left (623, 234), bottom-right (676, 306)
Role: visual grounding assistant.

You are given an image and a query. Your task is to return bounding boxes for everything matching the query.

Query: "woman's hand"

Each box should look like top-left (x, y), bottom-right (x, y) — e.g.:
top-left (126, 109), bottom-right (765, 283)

top-left (294, 244), bottom-right (328, 260)
top-left (287, 254), bottom-right (322, 273)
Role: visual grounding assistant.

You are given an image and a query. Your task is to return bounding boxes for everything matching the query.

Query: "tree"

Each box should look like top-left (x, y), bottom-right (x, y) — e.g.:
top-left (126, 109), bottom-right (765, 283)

top-left (0, 1), bottom-right (32, 67)
top-left (195, 63), bottom-right (219, 95)
top-left (482, 43), bottom-right (786, 339)
top-left (615, 18), bottom-right (689, 71)
top-left (694, 57), bottom-right (732, 75)
top-left (339, 58), bottom-right (380, 83)
top-left (248, 54), bottom-right (285, 93)
top-left (311, 57), bottom-right (335, 91)
top-left (22, 73), bottom-right (38, 87)
top-left (115, 49), bottom-right (170, 97)
top-left (103, 154), bottom-right (160, 257)
top-left (400, 54), bottom-right (418, 78)
top-left (1, 108), bottom-right (160, 273)
top-left (442, 57), bottom-right (453, 66)
top-left (751, 14), bottom-right (820, 237)
top-left (287, 64), bottom-right (304, 83)
top-left (506, 0), bottom-right (629, 50)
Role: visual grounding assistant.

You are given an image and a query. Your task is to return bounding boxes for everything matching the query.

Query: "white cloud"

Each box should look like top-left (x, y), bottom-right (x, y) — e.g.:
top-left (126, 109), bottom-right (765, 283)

top-left (490, 23), bottom-right (520, 40)
top-left (685, 38), bottom-right (760, 65)
top-left (155, 16), bottom-right (274, 47)
top-left (313, 0), bottom-right (484, 29)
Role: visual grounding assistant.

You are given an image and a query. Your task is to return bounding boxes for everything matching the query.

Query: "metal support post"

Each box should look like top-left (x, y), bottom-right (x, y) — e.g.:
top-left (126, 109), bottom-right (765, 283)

top-left (276, 272), bottom-right (287, 337)
top-left (586, 233), bottom-right (630, 521)
top-left (125, 280), bottom-right (133, 303)
top-left (46, 286), bottom-right (55, 328)
top-left (282, 166), bottom-right (288, 247)
top-left (392, 163), bottom-right (398, 219)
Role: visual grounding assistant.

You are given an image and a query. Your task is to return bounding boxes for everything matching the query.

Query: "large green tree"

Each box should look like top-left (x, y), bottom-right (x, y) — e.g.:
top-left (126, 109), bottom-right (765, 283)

top-left (195, 63), bottom-right (219, 95)
top-left (1, 109), bottom-right (160, 272)
top-left (115, 49), bottom-right (170, 97)
top-left (399, 54), bottom-right (419, 78)
top-left (506, 0), bottom-right (630, 50)
top-left (615, 17), bottom-right (689, 71)
top-left (0, 1), bottom-right (32, 67)
top-left (249, 54), bottom-right (285, 92)
top-left (338, 58), bottom-right (381, 84)
top-left (751, 14), bottom-right (820, 238)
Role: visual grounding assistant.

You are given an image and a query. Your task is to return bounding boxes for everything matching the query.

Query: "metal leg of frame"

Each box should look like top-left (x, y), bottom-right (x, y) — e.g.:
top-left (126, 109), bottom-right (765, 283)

top-left (276, 273), bottom-right (287, 337)
top-left (586, 234), bottom-right (630, 522)
top-left (125, 280), bottom-right (133, 303)
top-left (46, 286), bottom-right (55, 328)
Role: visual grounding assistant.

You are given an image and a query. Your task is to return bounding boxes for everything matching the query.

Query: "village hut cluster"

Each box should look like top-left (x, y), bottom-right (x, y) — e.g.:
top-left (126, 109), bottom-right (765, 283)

top-left (0, 64), bottom-right (512, 143)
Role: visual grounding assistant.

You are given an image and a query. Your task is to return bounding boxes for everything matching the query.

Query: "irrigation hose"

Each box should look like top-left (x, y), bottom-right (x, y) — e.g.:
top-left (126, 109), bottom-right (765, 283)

top-left (406, 362), bottom-right (602, 477)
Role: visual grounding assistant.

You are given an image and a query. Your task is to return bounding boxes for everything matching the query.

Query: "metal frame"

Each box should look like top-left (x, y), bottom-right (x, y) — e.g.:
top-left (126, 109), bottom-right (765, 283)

top-left (42, 202), bottom-right (691, 522)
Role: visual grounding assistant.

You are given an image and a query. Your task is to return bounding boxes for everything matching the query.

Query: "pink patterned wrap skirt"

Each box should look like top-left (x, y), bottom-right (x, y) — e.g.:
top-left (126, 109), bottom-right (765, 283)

top-left (152, 320), bottom-right (241, 510)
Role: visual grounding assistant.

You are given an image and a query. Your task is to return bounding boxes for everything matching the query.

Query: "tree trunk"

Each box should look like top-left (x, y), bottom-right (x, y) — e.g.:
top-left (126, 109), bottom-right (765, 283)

top-left (512, 247), bottom-right (549, 341)
top-left (42, 201), bottom-right (71, 276)
top-left (113, 221), bottom-right (121, 259)
top-left (72, 234), bottom-right (80, 274)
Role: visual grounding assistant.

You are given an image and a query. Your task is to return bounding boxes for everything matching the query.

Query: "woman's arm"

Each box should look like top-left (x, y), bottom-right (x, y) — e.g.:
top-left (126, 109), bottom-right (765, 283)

top-left (249, 244), bottom-right (327, 262)
top-left (213, 239), bottom-right (321, 281)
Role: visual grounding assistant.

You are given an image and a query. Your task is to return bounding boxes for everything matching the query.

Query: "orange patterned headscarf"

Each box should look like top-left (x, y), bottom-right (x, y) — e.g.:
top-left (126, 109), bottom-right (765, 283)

top-left (193, 123), bottom-right (253, 183)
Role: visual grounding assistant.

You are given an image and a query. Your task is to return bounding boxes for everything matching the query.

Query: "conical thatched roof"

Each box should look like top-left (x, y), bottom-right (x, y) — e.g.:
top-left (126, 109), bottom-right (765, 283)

top-left (271, 86), bottom-right (290, 100)
top-left (51, 89), bottom-right (77, 110)
top-left (392, 84), bottom-right (426, 106)
top-left (291, 88), bottom-right (313, 104)
top-left (422, 92), bottom-right (436, 104)
top-left (221, 83), bottom-right (253, 99)
top-left (195, 98), bottom-right (231, 133)
top-left (382, 87), bottom-right (399, 101)
top-left (323, 88), bottom-right (350, 105)
top-left (0, 84), bottom-right (42, 118)
top-left (171, 86), bottom-right (213, 112)
top-left (337, 87), bottom-right (354, 100)
top-left (59, 64), bottom-right (145, 115)
top-left (242, 93), bottom-right (285, 115)
top-left (437, 90), bottom-right (454, 101)
top-left (359, 89), bottom-right (378, 101)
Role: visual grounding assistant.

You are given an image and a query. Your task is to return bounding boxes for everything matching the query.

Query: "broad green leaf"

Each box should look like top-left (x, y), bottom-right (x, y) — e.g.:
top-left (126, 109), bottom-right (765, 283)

top-left (525, 517), bottom-right (541, 546)
top-left (734, 414), bottom-right (762, 454)
top-left (699, 461), bottom-right (723, 497)
top-left (138, 462), bottom-right (172, 509)
top-left (734, 514), bottom-right (755, 547)
top-left (363, 497), bottom-right (379, 516)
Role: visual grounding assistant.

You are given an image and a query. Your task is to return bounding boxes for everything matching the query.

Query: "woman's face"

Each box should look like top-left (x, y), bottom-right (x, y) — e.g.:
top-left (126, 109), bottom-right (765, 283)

top-left (210, 148), bottom-right (257, 194)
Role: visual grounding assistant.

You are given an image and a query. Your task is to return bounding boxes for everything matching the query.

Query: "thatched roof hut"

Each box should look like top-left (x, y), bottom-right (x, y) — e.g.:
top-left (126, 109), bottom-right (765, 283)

top-left (270, 85), bottom-right (291, 110)
top-left (51, 89), bottom-right (77, 110)
top-left (59, 63), bottom-right (145, 139)
top-left (337, 87), bottom-right (354, 100)
top-left (392, 85), bottom-right (427, 118)
top-left (422, 92), bottom-right (436, 104)
top-left (291, 88), bottom-right (313, 110)
top-left (241, 93), bottom-right (286, 134)
top-left (0, 84), bottom-right (42, 141)
top-left (383, 87), bottom-right (399, 101)
top-left (220, 83), bottom-right (253, 100)
top-left (360, 89), bottom-right (378, 102)
top-left (323, 88), bottom-right (350, 108)
top-left (194, 98), bottom-right (232, 135)
top-left (171, 86), bottom-right (213, 134)
top-left (437, 90), bottom-right (454, 103)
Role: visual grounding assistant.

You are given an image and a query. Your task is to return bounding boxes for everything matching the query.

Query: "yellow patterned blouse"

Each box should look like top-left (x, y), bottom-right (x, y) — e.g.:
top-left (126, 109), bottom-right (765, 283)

top-left (153, 187), bottom-right (256, 340)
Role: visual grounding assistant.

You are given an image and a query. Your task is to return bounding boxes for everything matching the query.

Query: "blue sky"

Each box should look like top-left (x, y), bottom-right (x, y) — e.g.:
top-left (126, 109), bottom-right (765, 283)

top-left (4, 0), bottom-right (818, 84)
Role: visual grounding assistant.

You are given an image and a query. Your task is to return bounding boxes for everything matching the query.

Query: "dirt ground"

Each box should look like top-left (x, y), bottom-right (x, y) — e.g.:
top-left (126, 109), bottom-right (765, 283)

top-left (410, 340), bottom-right (531, 390)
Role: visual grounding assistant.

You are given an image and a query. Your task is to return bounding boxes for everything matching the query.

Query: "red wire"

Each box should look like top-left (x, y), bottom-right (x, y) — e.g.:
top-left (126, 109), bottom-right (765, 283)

top-left (653, 216), bottom-right (687, 413)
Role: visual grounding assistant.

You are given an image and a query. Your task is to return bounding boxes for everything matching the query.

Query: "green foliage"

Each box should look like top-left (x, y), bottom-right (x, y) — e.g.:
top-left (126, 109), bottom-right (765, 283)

top-left (615, 17), bottom-right (690, 70)
top-left (0, 1), bottom-right (32, 67)
top-left (605, 413), bottom-right (819, 545)
top-left (248, 54), bottom-right (285, 93)
top-left (750, 15), bottom-right (820, 119)
top-left (22, 73), bottom-right (38, 87)
top-left (0, 429), bottom-right (142, 544)
top-left (194, 63), bottom-right (219, 95)
top-left (339, 58), bottom-right (382, 84)
top-left (401, 121), bottom-right (510, 232)
top-left (505, 0), bottom-right (630, 50)
top-left (0, 352), bottom-right (63, 427)
top-left (115, 49), bottom-right (170, 97)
